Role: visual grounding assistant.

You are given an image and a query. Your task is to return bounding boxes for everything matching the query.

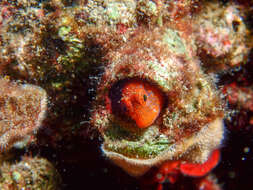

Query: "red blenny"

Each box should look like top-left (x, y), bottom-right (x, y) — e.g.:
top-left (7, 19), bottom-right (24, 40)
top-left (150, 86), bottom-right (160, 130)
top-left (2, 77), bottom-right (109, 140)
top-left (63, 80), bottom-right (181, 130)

top-left (120, 80), bottom-right (164, 128)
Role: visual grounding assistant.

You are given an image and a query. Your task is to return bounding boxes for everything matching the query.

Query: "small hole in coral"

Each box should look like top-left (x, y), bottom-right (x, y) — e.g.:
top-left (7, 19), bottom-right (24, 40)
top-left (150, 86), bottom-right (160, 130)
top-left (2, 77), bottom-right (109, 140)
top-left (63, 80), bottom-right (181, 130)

top-left (232, 20), bottom-right (240, 32)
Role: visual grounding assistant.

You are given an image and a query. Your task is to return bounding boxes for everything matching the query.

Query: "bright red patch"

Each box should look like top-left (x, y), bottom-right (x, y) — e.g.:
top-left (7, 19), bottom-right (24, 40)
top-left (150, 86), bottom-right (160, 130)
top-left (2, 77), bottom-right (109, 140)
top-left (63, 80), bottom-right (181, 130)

top-left (116, 23), bottom-right (128, 34)
top-left (179, 149), bottom-right (220, 177)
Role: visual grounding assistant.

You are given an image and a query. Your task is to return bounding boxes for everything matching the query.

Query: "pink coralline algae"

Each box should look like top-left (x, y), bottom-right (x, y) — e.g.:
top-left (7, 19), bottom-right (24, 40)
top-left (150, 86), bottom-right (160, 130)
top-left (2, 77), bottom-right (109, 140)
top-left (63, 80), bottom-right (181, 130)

top-left (193, 1), bottom-right (251, 70)
top-left (0, 78), bottom-right (47, 153)
top-left (223, 83), bottom-right (253, 112)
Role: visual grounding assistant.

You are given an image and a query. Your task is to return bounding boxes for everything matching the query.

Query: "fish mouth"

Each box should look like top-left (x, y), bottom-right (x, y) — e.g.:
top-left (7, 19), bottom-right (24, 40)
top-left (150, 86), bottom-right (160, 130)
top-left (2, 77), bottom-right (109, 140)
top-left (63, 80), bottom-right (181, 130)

top-left (103, 123), bottom-right (174, 159)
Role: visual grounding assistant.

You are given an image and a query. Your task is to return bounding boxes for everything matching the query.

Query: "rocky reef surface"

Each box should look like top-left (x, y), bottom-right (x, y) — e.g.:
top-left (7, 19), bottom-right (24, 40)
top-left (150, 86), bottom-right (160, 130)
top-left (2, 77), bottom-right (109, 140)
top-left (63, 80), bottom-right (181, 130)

top-left (0, 0), bottom-right (252, 189)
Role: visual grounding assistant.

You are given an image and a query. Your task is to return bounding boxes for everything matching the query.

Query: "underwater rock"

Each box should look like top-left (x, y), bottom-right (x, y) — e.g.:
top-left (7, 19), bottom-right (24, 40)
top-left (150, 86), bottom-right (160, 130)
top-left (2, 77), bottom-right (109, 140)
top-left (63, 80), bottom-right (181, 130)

top-left (0, 78), bottom-right (47, 153)
top-left (0, 156), bottom-right (61, 190)
top-left (193, 1), bottom-right (251, 70)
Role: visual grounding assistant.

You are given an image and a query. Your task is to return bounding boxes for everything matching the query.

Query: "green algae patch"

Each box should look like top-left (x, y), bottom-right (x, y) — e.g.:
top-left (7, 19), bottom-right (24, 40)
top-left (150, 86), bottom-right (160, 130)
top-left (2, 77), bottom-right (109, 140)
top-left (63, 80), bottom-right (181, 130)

top-left (147, 60), bottom-right (179, 91)
top-left (57, 25), bottom-right (86, 70)
top-left (58, 26), bottom-right (72, 41)
top-left (107, 3), bottom-right (120, 21)
top-left (105, 123), bottom-right (142, 141)
top-left (104, 125), bottom-right (173, 159)
top-left (138, 0), bottom-right (158, 17)
top-left (163, 29), bottom-right (186, 54)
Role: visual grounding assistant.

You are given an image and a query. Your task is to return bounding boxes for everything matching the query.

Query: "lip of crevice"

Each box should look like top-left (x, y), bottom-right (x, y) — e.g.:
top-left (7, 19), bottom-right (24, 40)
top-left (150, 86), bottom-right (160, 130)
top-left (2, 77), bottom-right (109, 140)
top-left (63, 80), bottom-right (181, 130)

top-left (104, 124), bottom-right (173, 159)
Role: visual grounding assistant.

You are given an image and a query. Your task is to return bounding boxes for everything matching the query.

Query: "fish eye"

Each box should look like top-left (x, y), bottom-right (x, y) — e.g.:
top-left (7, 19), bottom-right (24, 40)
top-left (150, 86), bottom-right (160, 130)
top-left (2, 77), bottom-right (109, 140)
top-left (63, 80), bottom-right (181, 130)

top-left (143, 94), bottom-right (147, 101)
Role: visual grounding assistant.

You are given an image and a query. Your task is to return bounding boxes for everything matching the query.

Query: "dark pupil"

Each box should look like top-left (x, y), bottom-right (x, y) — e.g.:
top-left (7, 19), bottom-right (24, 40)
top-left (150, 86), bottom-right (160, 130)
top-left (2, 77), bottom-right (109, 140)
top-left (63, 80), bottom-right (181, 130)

top-left (232, 21), bottom-right (240, 32)
top-left (143, 94), bottom-right (147, 101)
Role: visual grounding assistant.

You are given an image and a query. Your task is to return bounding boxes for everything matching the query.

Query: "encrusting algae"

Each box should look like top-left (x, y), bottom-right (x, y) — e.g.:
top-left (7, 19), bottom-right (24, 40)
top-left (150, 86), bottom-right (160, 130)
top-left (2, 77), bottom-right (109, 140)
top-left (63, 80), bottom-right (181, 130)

top-left (0, 0), bottom-right (252, 189)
